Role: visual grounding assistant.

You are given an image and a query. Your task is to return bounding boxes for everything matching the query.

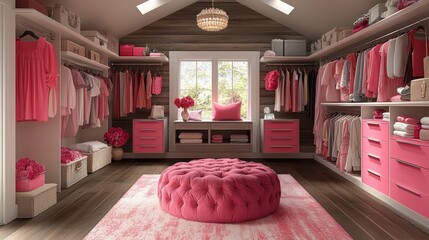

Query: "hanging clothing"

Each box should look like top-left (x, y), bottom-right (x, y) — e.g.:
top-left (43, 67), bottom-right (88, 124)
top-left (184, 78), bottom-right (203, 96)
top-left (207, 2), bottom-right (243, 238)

top-left (366, 44), bottom-right (383, 98)
top-left (136, 71), bottom-right (147, 109)
top-left (274, 69), bottom-right (282, 112)
top-left (152, 71), bottom-right (163, 95)
top-left (71, 69), bottom-right (86, 127)
top-left (285, 69), bottom-right (292, 112)
top-left (16, 37), bottom-right (58, 122)
top-left (314, 65), bottom-right (327, 155)
top-left (60, 65), bottom-right (76, 137)
top-left (345, 117), bottom-right (361, 172)
top-left (146, 70), bottom-right (153, 109)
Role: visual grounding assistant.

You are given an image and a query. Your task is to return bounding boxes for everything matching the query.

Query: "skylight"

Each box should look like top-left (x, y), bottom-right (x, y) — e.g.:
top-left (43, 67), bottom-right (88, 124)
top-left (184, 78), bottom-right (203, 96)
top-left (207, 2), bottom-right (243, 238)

top-left (136, 0), bottom-right (171, 15)
top-left (260, 0), bottom-right (294, 15)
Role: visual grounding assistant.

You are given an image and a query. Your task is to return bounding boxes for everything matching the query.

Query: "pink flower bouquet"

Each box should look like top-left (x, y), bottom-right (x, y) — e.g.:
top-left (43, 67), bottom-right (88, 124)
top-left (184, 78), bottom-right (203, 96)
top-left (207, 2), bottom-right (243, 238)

top-left (174, 96), bottom-right (195, 109)
top-left (16, 158), bottom-right (45, 181)
top-left (104, 127), bottom-right (130, 147)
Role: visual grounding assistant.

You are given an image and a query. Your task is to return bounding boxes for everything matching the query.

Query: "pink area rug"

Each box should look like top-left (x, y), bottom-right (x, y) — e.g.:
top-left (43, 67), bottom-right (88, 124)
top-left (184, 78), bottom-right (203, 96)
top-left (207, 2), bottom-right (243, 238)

top-left (84, 174), bottom-right (351, 240)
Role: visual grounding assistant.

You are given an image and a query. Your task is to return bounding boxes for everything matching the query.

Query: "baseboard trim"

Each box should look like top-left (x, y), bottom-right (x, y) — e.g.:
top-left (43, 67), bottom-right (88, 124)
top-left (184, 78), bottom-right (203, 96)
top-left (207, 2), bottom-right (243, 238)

top-left (124, 152), bottom-right (315, 159)
top-left (313, 154), bottom-right (429, 235)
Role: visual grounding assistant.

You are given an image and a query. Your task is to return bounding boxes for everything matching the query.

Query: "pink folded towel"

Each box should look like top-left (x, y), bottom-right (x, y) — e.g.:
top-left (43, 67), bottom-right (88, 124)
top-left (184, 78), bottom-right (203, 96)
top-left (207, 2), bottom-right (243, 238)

top-left (397, 115), bottom-right (419, 124)
top-left (178, 132), bottom-right (203, 139)
top-left (229, 134), bottom-right (249, 139)
top-left (422, 125), bottom-right (429, 130)
top-left (180, 139), bottom-right (203, 143)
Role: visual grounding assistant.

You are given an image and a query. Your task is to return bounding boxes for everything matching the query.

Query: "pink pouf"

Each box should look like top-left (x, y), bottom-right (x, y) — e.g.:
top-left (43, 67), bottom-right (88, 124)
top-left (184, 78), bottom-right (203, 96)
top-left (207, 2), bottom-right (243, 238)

top-left (158, 158), bottom-right (281, 223)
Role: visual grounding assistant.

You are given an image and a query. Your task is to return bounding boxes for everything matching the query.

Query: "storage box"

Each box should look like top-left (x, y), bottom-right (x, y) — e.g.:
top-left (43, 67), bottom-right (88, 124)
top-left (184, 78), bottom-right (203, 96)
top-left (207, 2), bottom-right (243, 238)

top-left (16, 174), bottom-right (45, 192)
top-left (133, 47), bottom-right (145, 56)
top-left (271, 39), bottom-right (283, 56)
top-left (120, 44), bottom-right (134, 56)
top-left (81, 30), bottom-right (108, 49)
top-left (322, 27), bottom-right (352, 49)
top-left (369, 3), bottom-right (387, 25)
top-left (62, 40), bottom-right (85, 57)
top-left (104, 33), bottom-right (119, 54)
top-left (16, 183), bottom-right (57, 218)
top-left (52, 4), bottom-right (81, 33)
top-left (86, 49), bottom-right (101, 63)
top-left (284, 39), bottom-right (307, 56)
top-left (61, 156), bottom-right (88, 188)
top-left (82, 146), bottom-right (112, 173)
top-left (311, 39), bottom-right (322, 54)
top-left (411, 78), bottom-right (429, 101)
top-left (16, 0), bottom-right (48, 16)
top-left (338, 30), bottom-right (353, 41)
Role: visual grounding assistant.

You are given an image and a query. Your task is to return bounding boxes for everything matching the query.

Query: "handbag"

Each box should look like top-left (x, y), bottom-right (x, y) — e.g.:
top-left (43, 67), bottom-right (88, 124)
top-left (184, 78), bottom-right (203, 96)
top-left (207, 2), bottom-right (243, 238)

top-left (149, 105), bottom-right (164, 119)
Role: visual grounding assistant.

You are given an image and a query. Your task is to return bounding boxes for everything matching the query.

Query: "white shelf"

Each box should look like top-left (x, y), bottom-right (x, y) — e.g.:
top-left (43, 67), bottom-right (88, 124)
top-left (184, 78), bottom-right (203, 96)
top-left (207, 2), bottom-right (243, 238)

top-left (112, 55), bottom-right (169, 63)
top-left (260, 0), bottom-right (429, 64)
top-left (260, 56), bottom-right (314, 63)
top-left (15, 8), bottom-right (119, 58)
top-left (61, 51), bottom-right (109, 71)
top-left (322, 101), bottom-right (429, 107)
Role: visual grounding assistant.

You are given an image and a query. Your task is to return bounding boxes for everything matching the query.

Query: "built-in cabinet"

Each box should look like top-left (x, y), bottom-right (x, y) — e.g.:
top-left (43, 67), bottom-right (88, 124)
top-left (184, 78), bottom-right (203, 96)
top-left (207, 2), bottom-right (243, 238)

top-left (261, 119), bottom-right (299, 153)
top-left (132, 119), bottom-right (167, 153)
top-left (361, 119), bottom-right (389, 195)
top-left (172, 121), bottom-right (253, 153)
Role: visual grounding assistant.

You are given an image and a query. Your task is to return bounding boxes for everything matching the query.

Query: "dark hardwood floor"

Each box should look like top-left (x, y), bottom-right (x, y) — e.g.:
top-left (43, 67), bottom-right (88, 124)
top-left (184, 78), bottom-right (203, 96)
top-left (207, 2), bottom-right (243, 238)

top-left (1, 159), bottom-right (429, 240)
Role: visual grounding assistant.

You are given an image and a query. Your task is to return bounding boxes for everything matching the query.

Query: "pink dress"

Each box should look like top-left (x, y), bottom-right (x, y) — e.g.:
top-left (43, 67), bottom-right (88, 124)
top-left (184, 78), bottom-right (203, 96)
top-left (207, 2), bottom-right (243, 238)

top-left (366, 44), bottom-right (382, 98)
top-left (285, 70), bottom-right (291, 112)
top-left (60, 65), bottom-right (76, 137)
top-left (16, 37), bottom-right (58, 121)
top-left (337, 118), bottom-right (351, 172)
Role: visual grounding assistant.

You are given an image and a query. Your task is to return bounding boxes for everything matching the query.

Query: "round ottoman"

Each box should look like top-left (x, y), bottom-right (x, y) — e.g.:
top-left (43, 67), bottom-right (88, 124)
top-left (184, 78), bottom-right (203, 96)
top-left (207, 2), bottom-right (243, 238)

top-left (158, 158), bottom-right (281, 223)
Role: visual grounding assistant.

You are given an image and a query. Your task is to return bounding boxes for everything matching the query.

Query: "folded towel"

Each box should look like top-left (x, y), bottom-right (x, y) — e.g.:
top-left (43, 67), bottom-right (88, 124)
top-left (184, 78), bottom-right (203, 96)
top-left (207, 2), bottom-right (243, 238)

top-left (211, 134), bottom-right (223, 139)
top-left (393, 130), bottom-right (414, 138)
top-left (422, 125), bottom-right (429, 130)
top-left (230, 134), bottom-right (249, 139)
top-left (382, 112), bottom-right (390, 116)
top-left (179, 139), bottom-right (203, 144)
top-left (230, 139), bottom-right (249, 143)
top-left (178, 132), bottom-right (203, 139)
top-left (211, 139), bottom-right (223, 143)
top-left (393, 122), bottom-right (416, 132)
top-left (420, 129), bottom-right (429, 141)
top-left (421, 117), bottom-right (429, 125)
top-left (396, 115), bottom-right (419, 124)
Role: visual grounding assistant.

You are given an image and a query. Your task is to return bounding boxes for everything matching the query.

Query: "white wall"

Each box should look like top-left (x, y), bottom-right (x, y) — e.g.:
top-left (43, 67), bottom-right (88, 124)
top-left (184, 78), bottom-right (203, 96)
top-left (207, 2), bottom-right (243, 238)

top-left (0, 0), bottom-right (17, 225)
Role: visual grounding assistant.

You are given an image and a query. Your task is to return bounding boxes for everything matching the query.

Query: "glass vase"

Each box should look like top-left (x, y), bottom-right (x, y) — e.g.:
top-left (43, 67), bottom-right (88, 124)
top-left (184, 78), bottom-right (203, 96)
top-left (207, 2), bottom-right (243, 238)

top-left (181, 108), bottom-right (189, 122)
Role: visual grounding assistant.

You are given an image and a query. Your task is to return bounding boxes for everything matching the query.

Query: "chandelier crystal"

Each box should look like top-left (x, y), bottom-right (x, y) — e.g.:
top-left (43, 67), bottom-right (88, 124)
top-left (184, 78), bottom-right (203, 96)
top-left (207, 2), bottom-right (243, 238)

top-left (196, 0), bottom-right (229, 32)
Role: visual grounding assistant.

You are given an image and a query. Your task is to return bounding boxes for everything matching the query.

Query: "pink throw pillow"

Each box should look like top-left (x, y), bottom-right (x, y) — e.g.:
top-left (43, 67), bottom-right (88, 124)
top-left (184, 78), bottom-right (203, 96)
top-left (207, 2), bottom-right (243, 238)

top-left (212, 101), bottom-right (242, 120)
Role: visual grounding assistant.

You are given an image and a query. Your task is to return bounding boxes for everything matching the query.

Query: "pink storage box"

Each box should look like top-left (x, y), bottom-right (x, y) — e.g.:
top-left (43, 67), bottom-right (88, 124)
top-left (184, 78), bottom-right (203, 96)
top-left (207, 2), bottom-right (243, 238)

top-left (16, 174), bottom-right (45, 192)
top-left (133, 47), bottom-right (145, 56)
top-left (16, 0), bottom-right (48, 16)
top-left (120, 44), bottom-right (134, 56)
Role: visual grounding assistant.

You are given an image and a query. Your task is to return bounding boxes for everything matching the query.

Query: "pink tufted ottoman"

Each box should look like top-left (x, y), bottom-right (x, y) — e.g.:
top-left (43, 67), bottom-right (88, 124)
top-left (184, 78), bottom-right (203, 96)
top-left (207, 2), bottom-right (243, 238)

top-left (158, 158), bottom-right (281, 223)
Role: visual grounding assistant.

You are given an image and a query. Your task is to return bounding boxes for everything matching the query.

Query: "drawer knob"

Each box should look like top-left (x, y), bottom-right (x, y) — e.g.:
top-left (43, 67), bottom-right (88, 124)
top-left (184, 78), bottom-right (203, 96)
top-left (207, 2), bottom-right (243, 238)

top-left (367, 154), bottom-right (380, 160)
top-left (396, 183), bottom-right (421, 197)
top-left (367, 169), bottom-right (381, 178)
top-left (396, 159), bottom-right (421, 170)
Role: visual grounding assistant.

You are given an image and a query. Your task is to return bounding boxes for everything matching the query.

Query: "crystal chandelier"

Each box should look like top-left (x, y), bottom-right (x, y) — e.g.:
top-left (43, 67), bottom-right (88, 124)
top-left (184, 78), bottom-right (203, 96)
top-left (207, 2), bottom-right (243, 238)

top-left (196, 0), bottom-right (229, 32)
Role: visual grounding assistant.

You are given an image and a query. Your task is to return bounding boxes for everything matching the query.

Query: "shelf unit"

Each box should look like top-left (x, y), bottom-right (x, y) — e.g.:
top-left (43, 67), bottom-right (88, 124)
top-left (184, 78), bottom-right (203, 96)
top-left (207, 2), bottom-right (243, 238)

top-left (112, 55), bottom-right (169, 63)
top-left (61, 51), bottom-right (109, 71)
top-left (172, 121), bottom-right (253, 153)
top-left (260, 0), bottom-right (429, 64)
top-left (15, 8), bottom-right (119, 58)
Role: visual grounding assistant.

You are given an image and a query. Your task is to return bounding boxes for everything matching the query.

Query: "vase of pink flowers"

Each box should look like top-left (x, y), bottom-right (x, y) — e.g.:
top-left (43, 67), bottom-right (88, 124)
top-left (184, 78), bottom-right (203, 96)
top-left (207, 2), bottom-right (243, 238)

top-left (104, 127), bottom-right (130, 161)
top-left (174, 96), bottom-right (195, 122)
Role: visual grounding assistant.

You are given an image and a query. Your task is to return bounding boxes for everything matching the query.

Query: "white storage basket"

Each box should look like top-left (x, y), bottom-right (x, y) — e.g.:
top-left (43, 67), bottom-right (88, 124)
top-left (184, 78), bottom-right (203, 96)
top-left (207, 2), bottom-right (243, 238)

top-left (83, 146), bottom-right (112, 173)
top-left (61, 156), bottom-right (88, 188)
top-left (16, 183), bottom-right (57, 218)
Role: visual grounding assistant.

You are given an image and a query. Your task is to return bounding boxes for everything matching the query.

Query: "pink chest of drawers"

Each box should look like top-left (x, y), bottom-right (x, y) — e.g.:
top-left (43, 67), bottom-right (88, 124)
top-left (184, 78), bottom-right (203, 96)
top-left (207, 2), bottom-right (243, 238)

top-left (133, 119), bottom-right (166, 153)
top-left (361, 119), bottom-right (389, 195)
top-left (262, 119), bottom-right (299, 153)
top-left (390, 136), bottom-right (429, 218)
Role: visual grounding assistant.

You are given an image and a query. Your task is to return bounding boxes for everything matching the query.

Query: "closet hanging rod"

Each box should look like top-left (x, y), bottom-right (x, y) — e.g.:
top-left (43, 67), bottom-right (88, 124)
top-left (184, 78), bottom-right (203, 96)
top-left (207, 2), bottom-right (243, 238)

top-left (265, 62), bottom-right (318, 66)
top-left (20, 22), bottom-right (55, 40)
top-left (110, 62), bottom-right (163, 66)
top-left (323, 16), bottom-right (429, 62)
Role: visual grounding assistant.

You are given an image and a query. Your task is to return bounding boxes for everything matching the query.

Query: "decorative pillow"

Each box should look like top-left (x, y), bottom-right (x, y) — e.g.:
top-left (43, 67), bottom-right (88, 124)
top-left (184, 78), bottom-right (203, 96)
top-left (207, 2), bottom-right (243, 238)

top-left (69, 141), bottom-right (108, 153)
top-left (212, 101), bottom-right (242, 120)
top-left (189, 110), bottom-right (203, 121)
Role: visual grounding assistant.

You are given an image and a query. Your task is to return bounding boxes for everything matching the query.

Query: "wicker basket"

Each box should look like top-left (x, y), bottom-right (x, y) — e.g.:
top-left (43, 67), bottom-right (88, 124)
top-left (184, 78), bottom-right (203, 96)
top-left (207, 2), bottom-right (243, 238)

top-left (16, 183), bottom-right (57, 218)
top-left (83, 146), bottom-right (112, 173)
top-left (61, 156), bottom-right (88, 188)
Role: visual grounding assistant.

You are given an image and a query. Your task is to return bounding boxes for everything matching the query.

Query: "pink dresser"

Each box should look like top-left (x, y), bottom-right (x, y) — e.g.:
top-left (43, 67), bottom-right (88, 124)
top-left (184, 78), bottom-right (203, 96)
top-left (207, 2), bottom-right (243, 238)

top-left (390, 136), bottom-right (429, 218)
top-left (361, 119), bottom-right (389, 195)
top-left (262, 119), bottom-right (299, 153)
top-left (133, 119), bottom-right (167, 153)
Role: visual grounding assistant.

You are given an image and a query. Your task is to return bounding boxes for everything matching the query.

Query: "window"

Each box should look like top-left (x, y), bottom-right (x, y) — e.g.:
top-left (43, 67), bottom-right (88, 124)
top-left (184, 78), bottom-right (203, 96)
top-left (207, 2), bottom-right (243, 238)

top-left (178, 60), bottom-right (249, 119)
top-left (169, 51), bottom-right (260, 152)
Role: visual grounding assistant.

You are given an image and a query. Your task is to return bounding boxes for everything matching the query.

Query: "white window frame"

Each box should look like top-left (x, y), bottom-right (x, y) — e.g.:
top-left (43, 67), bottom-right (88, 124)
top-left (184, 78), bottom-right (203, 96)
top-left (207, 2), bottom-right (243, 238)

top-left (169, 51), bottom-right (260, 152)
